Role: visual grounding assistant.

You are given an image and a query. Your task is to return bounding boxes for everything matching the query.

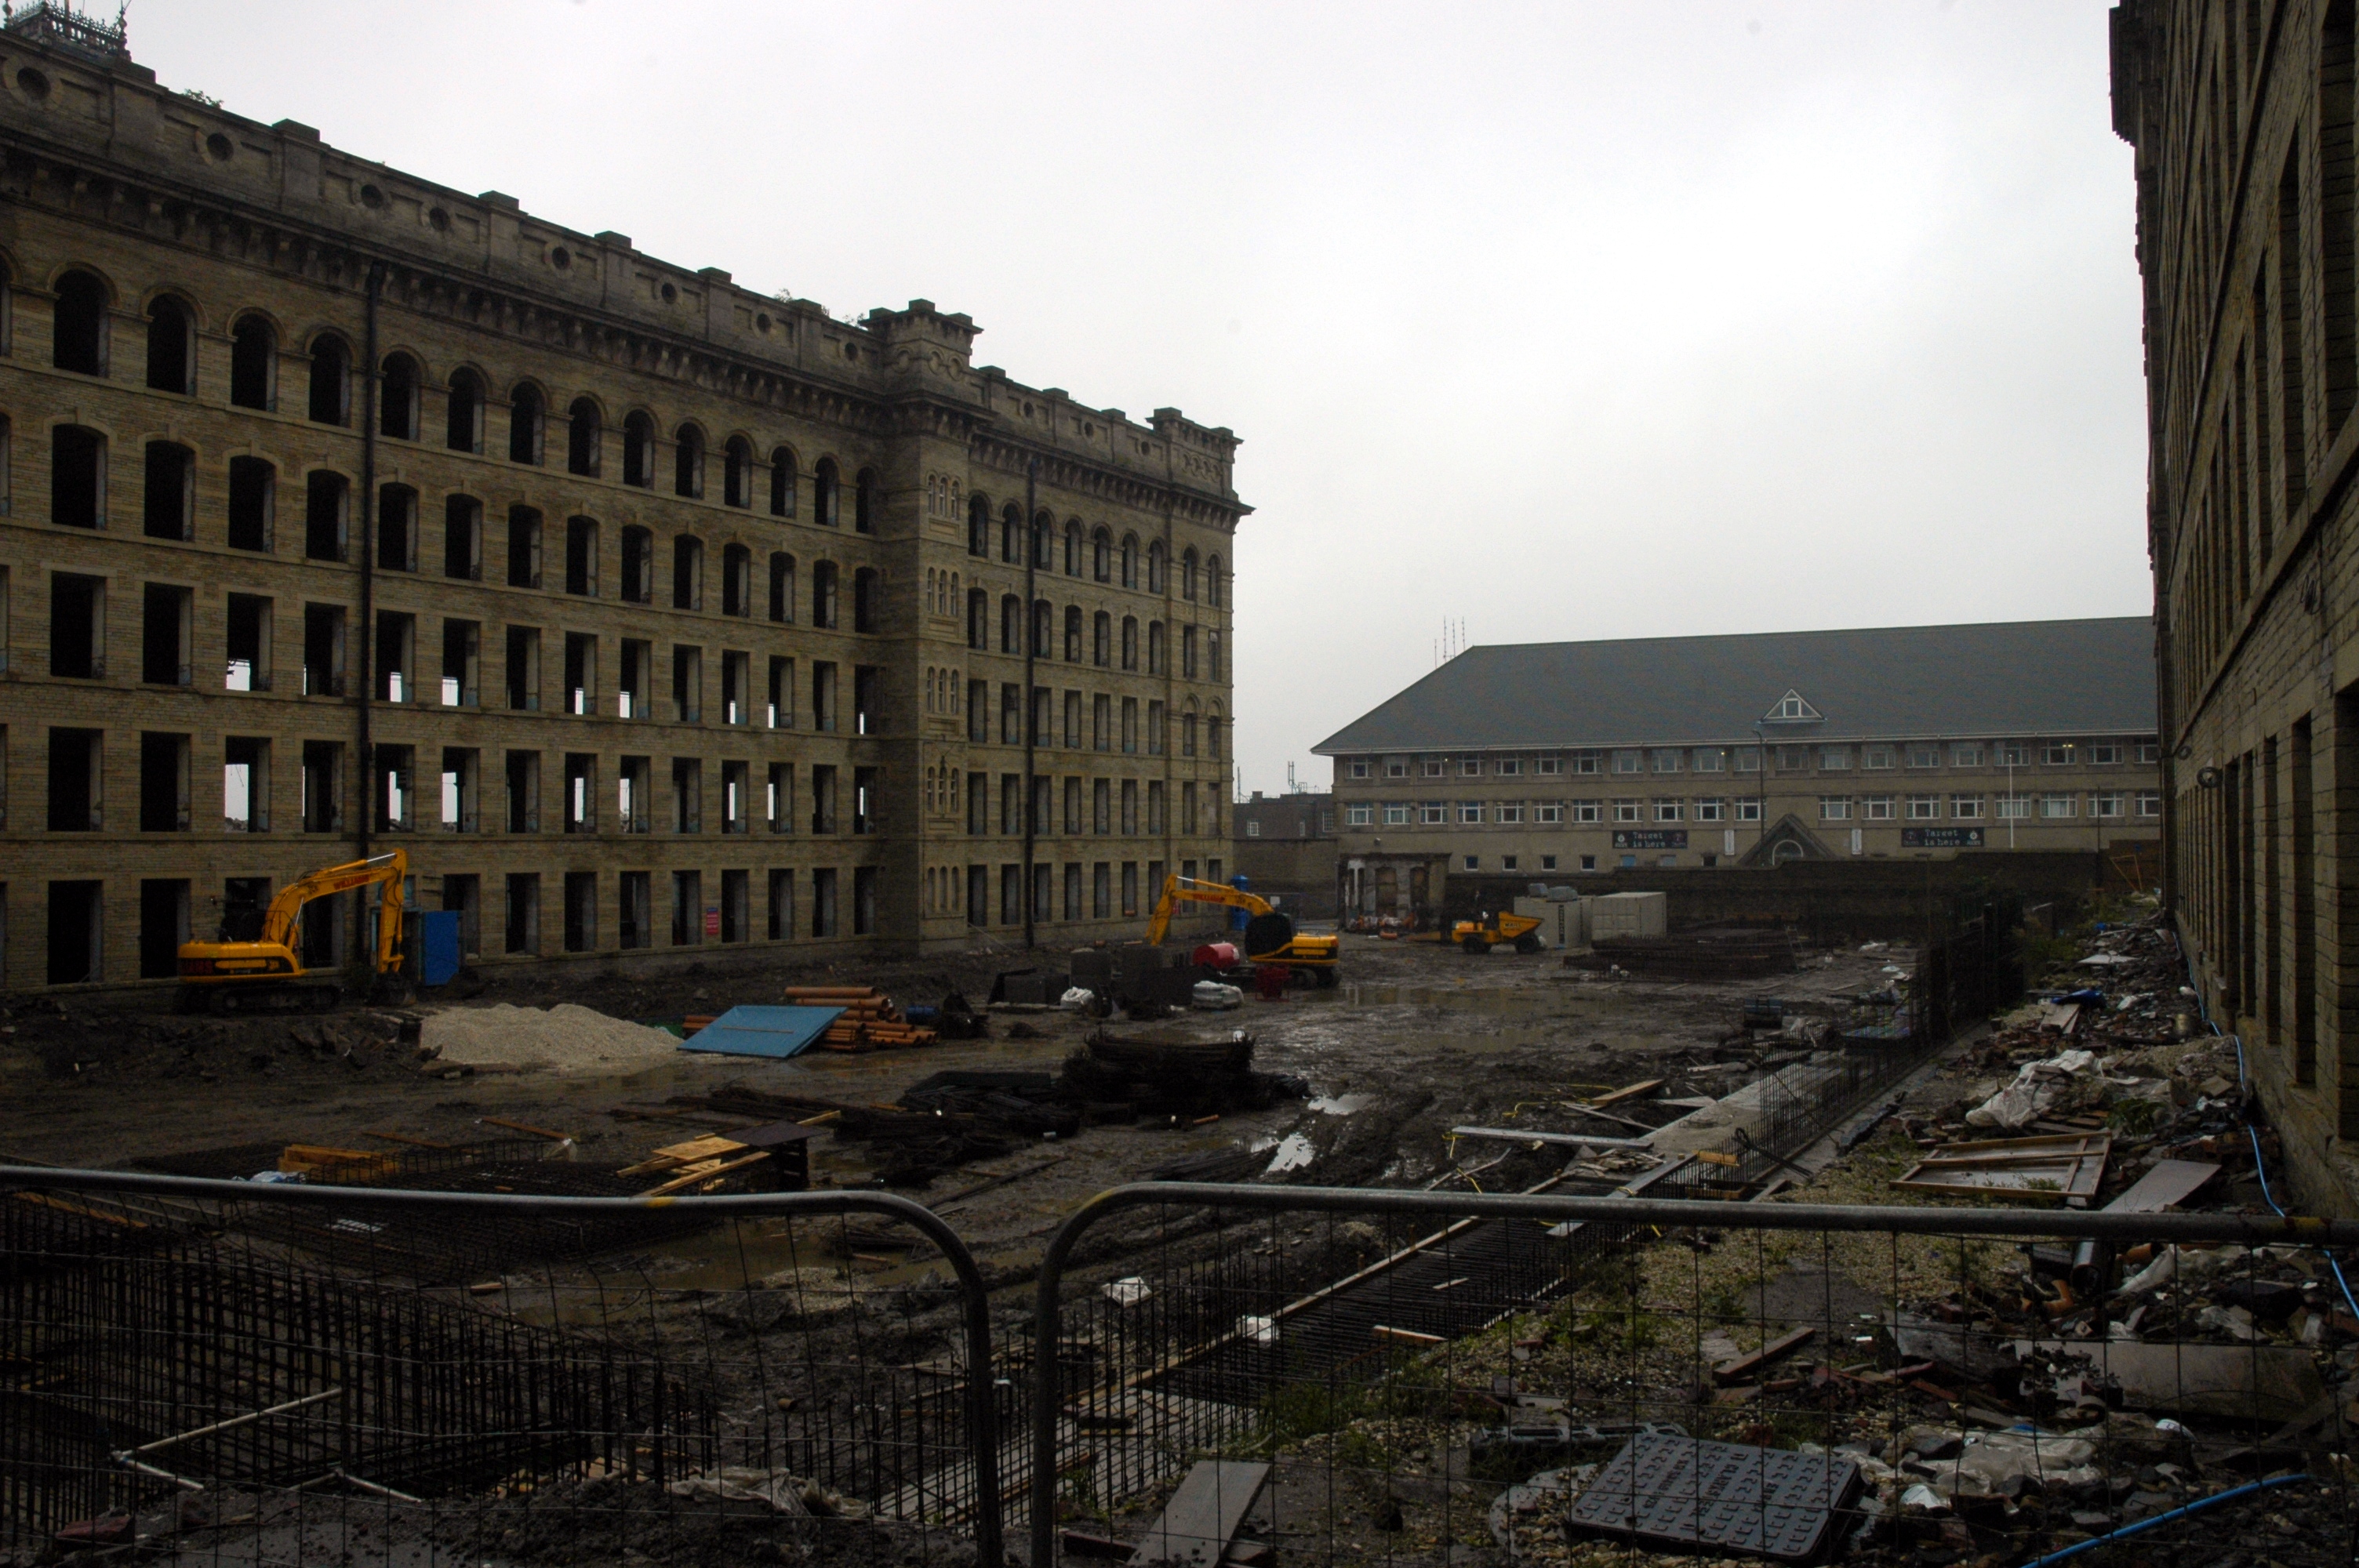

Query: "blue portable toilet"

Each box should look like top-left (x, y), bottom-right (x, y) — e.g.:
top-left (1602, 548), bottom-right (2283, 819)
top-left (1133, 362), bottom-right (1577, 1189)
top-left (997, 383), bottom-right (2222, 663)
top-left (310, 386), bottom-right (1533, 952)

top-left (418, 909), bottom-right (462, 987)
top-left (1229, 874), bottom-right (1252, 933)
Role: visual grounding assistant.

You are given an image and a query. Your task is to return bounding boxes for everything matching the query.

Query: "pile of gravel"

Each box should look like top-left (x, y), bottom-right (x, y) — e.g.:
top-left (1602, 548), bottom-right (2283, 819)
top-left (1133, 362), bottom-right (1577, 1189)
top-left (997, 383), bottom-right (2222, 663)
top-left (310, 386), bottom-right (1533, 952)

top-left (422, 1003), bottom-right (683, 1076)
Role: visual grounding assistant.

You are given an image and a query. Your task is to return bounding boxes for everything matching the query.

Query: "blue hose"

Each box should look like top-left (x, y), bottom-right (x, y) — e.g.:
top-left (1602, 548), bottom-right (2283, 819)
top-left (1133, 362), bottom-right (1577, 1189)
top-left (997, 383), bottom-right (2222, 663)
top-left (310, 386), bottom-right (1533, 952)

top-left (2191, 969), bottom-right (2359, 1319)
top-left (2012, 1473), bottom-right (2311, 1568)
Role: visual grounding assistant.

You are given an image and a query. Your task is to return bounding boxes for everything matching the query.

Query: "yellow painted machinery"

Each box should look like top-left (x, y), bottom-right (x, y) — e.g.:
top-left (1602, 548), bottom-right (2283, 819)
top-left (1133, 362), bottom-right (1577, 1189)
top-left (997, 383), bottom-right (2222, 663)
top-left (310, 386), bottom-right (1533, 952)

top-left (176, 850), bottom-right (411, 1011)
top-left (1143, 874), bottom-right (1340, 985)
top-left (1452, 909), bottom-right (1545, 955)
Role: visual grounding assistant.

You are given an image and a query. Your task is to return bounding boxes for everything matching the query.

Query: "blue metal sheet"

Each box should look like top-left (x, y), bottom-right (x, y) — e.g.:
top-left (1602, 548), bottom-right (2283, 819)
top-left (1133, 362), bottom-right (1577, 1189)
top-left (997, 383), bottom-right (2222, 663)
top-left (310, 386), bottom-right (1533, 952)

top-left (678, 1004), bottom-right (845, 1059)
top-left (418, 910), bottom-right (462, 987)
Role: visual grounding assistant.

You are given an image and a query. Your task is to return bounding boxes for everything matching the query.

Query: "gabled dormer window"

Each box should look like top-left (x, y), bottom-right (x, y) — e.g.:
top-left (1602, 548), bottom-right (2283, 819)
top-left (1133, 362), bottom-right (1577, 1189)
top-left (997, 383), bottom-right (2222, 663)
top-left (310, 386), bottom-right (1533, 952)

top-left (1764, 689), bottom-right (1823, 722)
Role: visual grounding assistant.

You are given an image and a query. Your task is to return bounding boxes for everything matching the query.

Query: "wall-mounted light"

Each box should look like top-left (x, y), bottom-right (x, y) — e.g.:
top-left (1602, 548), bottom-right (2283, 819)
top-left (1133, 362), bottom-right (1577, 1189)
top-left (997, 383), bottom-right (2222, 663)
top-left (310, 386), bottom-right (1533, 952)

top-left (2176, 743), bottom-right (2194, 760)
top-left (2196, 765), bottom-right (2223, 789)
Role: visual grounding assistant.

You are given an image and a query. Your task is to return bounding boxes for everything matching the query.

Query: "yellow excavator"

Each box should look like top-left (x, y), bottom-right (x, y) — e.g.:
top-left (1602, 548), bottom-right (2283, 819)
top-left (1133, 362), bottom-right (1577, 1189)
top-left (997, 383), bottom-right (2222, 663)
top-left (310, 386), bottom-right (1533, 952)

top-left (177, 850), bottom-right (412, 1012)
top-left (1143, 873), bottom-right (1341, 985)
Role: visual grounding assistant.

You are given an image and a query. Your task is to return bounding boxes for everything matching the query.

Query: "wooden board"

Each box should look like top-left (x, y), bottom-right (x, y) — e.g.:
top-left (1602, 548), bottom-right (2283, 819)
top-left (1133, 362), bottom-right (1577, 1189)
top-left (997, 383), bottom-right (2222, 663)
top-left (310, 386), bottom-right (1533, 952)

top-left (1128, 1460), bottom-right (1270, 1568)
top-left (1451, 1125), bottom-right (1655, 1150)
top-left (2103, 1158), bottom-right (2219, 1213)
top-left (1892, 1133), bottom-right (2109, 1207)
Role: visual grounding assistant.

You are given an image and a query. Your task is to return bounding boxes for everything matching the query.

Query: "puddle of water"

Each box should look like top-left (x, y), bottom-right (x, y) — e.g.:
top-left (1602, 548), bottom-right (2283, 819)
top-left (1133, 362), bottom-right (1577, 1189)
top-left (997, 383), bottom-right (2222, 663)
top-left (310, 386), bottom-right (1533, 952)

top-left (1308, 1093), bottom-right (1371, 1115)
top-left (1263, 1133), bottom-right (1315, 1174)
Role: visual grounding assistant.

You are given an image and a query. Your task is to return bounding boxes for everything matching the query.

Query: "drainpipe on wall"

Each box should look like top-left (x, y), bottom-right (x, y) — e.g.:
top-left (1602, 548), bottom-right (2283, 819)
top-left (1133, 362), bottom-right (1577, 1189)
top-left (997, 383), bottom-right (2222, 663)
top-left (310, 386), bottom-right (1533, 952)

top-left (357, 260), bottom-right (383, 863)
top-left (1022, 457), bottom-right (1038, 950)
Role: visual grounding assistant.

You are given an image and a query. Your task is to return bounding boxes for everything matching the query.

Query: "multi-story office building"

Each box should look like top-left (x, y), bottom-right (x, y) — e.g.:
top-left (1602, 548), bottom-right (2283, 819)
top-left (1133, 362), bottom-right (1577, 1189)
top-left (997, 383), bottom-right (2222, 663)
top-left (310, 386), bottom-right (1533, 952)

top-left (1314, 620), bottom-right (2159, 920)
top-left (0, 9), bottom-right (1240, 989)
top-left (2112, 1), bottom-right (2359, 1211)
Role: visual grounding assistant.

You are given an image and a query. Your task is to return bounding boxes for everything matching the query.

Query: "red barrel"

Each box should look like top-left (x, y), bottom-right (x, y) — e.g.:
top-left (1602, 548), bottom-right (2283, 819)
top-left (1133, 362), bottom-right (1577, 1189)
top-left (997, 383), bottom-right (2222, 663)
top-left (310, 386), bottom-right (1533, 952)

top-left (1192, 942), bottom-right (1239, 969)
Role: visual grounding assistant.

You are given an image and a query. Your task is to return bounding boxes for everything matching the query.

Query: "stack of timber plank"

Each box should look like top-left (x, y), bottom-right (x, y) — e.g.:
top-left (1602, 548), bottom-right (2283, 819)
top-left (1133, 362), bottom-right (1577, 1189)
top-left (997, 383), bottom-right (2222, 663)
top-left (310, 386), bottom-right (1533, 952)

top-left (785, 985), bottom-right (940, 1051)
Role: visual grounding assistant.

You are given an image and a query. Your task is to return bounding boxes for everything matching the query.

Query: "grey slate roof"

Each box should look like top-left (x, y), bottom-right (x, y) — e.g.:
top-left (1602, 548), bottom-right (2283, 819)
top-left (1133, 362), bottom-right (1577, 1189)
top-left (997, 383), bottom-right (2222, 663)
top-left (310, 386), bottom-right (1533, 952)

top-left (1312, 618), bottom-right (2157, 754)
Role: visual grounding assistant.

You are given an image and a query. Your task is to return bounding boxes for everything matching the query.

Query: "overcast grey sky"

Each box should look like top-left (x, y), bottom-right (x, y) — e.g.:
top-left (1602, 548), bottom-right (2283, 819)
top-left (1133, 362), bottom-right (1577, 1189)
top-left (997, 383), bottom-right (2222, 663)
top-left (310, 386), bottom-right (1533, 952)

top-left (133, 2), bottom-right (2146, 799)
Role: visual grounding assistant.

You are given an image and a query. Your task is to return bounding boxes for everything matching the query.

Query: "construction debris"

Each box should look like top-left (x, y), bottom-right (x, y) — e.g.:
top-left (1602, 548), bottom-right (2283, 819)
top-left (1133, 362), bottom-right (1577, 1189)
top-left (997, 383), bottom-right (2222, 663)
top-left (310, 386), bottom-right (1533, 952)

top-left (782, 987), bottom-right (939, 1051)
top-left (1892, 1131), bottom-right (2111, 1207)
top-left (1565, 1432), bottom-right (1862, 1563)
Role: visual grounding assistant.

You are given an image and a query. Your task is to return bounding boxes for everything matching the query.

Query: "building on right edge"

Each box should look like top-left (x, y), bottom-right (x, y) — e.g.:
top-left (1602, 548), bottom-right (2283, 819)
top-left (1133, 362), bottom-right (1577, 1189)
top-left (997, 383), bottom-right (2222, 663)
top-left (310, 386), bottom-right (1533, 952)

top-left (2112, 2), bottom-right (2359, 1213)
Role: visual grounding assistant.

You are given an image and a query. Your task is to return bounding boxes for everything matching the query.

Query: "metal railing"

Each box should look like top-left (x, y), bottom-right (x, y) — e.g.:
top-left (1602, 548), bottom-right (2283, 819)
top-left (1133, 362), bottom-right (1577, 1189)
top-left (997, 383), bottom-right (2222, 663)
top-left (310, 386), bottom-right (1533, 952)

top-left (1030, 1185), bottom-right (2359, 1567)
top-left (0, 1168), bottom-right (1004, 1567)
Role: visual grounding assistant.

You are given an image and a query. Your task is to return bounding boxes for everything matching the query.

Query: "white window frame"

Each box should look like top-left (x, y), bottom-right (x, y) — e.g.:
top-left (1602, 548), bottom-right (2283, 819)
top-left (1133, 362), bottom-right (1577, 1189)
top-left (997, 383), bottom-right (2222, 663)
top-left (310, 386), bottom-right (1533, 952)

top-left (2135, 791), bottom-right (2161, 817)
top-left (1422, 758), bottom-right (1445, 779)
top-left (1655, 800), bottom-right (1682, 822)
top-left (1536, 802), bottom-right (1564, 824)
top-left (1463, 855), bottom-right (1479, 871)
top-left (1819, 796), bottom-right (1852, 821)
top-left (1906, 795), bottom-right (1939, 820)
top-left (2134, 741), bottom-right (2161, 764)
top-left (1734, 747), bottom-right (1761, 773)
top-left (2040, 793), bottom-right (2077, 818)
top-left (1954, 743), bottom-right (1983, 767)
top-left (1345, 804), bottom-right (1372, 826)
top-left (1385, 759), bottom-right (1408, 779)
top-left (1819, 748), bottom-right (1852, 771)
top-left (1348, 760), bottom-right (1370, 779)
top-left (1496, 802), bottom-right (1523, 824)
top-left (1612, 750), bottom-right (1642, 775)
top-left (1572, 750), bottom-right (1599, 775)
top-left (1496, 757), bottom-right (1521, 777)
top-left (1696, 798), bottom-right (1725, 822)
top-left (1652, 749), bottom-right (1682, 774)
top-left (1537, 755), bottom-right (1564, 775)
top-left (1571, 801), bottom-right (1600, 823)
top-left (2092, 793), bottom-right (2124, 818)
top-left (1459, 757), bottom-right (1481, 777)
top-left (1419, 802), bottom-right (1448, 826)
top-left (1612, 800), bottom-right (1641, 824)
top-left (1995, 795), bottom-right (2030, 820)
top-left (1953, 794), bottom-right (1985, 819)
top-left (1736, 798), bottom-right (1762, 822)
top-left (1863, 746), bottom-right (1894, 771)
top-left (1906, 746), bottom-right (1940, 769)
top-left (2089, 743), bottom-right (2123, 766)
top-left (1998, 742), bottom-right (2031, 767)
top-left (1459, 801), bottom-right (1484, 824)
top-left (1383, 803), bottom-right (1411, 826)
top-left (1863, 796), bottom-right (1894, 821)
top-left (1693, 749), bottom-right (1725, 773)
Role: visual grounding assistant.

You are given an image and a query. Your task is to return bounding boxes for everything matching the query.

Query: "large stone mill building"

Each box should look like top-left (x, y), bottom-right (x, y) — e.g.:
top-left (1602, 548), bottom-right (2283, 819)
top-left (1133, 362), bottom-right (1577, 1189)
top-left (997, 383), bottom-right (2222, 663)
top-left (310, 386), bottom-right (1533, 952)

top-left (2114, 0), bottom-right (2359, 1213)
top-left (0, 8), bottom-right (1242, 990)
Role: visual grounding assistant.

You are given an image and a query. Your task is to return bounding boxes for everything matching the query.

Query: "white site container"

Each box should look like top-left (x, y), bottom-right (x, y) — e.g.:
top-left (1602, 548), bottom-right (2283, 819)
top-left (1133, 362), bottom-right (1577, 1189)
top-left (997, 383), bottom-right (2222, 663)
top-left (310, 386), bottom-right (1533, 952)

top-left (1590, 891), bottom-right (1667, 939)
top-left (1514, 895), bottom-right (1588, 949)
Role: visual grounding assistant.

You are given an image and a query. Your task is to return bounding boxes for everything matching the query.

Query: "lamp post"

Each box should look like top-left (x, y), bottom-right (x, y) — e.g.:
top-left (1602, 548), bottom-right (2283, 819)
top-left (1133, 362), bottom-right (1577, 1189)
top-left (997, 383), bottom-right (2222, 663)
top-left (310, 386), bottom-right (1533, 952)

top-left (1754, 724), bottom-right (1768, 861)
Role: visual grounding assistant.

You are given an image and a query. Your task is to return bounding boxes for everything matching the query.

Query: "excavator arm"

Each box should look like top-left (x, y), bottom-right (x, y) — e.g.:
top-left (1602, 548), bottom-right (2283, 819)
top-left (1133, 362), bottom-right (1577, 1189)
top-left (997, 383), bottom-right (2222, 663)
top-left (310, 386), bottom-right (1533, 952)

top-left (260, 851), bottom-right (409, 973)
top-left (1143, 874), bottom-right (1273, 945)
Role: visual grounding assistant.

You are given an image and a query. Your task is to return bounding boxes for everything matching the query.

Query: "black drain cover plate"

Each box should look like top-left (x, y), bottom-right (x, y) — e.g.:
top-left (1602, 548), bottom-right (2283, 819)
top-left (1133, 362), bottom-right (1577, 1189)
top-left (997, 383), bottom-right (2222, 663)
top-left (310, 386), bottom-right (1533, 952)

top-left (1565, 1432), bottom-right (1862, 1564)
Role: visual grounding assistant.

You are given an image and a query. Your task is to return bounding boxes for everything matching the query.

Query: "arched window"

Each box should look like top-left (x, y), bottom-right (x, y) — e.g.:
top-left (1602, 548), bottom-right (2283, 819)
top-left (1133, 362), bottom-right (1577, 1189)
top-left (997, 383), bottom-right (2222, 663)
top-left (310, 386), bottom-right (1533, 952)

top-left (855, 466), bottom-right (878, 533)
top-left (1208, 712), bottom-right (1225, 761)
top-left (620, 524), bottom-right (652, 602)
top-left (144, 440), bottom-right (193, 540)
top-left (507, 383), bottom-right (543, 463)
top-left (855, 567), bottom-right (880, 632)
top-left (769, 552), bottom-right (796, 622)
top-left (1121, 615), bottom-right (1139, 671)
top-left (1092, 611), bottom-right (1111, 667)
top-left (146, 296), bottom-right (193, 394)
top-left (725, 437), bottom-right (753, 507)
top-left (672, 534), bottom-right (703, 610)
top-left (1034, 510), bottom-right (1053, 570)
top-left (1033, 598), bottom-right (1052, 657)
top-left (621, 412), bottom-right (655, 487)
top-left (445, 368), bottom-right (483, 452)
top-left (769, 446), bottom-right (798, 516)
top-left (230, 316), bottom-right (276, 410)
top-left (309, 335), bottom-right (351, 425)
top-left (813, 561), bottom-right (839, 628)
top-left (1182, 705), bottom-right (1199, 759)
top-left (566, 397), bottom-right (602, 476)
top-left (722, 543), bottom-right (752, 616)
top-left (968, 494), bottom-right (990, 557)
top-left (1001, 593), bottom-right (1022, 654)
top-left (1147, 619), bottom-right (1166, 674)
top-left (1147, 541), bottom-right (1165, 593)
top-left (1065, 521), bottom-right (1083, 575)
top-left (814, 456), bottom-right (840, 525)
top-left (50, 425), bottom-right (104, 528)
top-left (1064, 604), bottom-right (1083, 662)
top-left (1182, 547), bottom-right (1199, 601)
top-left (1207, 554), bottom-right (1223, 608)
top-left (380, 352), bottom-right (420, 440)
top-left (1092, 527), bottom-right (1112, 583)
top-left (674, 423), bottom-right (704, 498)
top-left (1120, 533), bottom-right (1138, 590)
top-left (51, 269), bottom-right (107, 376)
top-left (968, 588), bottom-right (988, 651)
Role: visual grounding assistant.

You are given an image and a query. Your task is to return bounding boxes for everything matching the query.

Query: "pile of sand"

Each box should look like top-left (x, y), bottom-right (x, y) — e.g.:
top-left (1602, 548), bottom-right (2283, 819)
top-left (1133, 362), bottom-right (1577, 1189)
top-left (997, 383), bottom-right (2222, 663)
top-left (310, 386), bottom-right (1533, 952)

top-left (422, 1004), bottom-right (684, 1076)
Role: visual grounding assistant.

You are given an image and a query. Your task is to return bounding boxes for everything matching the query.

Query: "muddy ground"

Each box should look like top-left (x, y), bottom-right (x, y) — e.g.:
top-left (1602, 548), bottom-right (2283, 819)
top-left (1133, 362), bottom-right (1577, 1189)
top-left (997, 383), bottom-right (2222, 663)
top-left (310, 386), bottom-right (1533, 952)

top-left (0, 934), bottom-right (1906, 1278)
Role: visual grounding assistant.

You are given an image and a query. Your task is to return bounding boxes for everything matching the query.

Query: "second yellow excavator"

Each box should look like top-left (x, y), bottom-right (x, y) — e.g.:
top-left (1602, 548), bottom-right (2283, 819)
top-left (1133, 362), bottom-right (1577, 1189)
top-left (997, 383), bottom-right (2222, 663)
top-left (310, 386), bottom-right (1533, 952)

top-left (176, 850), bottom-right (413, 1011)
top-left (1143, 873), bottom-right (1341, 985)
